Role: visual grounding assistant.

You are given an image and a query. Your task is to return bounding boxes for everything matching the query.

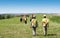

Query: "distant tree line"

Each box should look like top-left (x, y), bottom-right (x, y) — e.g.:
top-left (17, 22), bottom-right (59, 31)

top-left (0, 14), bottom-right (15, 19)
top-left (0, 14), bottom-right (30, 20)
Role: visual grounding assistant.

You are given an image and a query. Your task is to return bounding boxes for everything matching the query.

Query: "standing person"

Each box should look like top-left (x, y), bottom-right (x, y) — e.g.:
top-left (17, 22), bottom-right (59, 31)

top-left (23, 15), bottom-right (27, 24)
top-left (20, 16), bottom-right (22, 22)
top-left (31, 15), bottom-right (38, 36)
top-left (42, 15), bottom-right (49, 36)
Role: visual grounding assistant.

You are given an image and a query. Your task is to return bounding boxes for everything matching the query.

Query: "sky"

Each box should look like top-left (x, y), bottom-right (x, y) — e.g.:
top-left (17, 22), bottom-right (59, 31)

top-left (0, 0), bottom-right (60, 14)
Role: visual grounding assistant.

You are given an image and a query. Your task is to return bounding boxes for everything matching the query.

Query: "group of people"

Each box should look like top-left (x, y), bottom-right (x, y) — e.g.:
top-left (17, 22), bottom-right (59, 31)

top-left (20, 15), bottom-right (27, 24)
top-left (20, 14), bottom-right (49, 36)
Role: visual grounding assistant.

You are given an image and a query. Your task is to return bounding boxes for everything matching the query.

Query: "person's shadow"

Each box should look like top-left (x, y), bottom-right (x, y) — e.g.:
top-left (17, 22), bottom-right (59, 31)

top-left (47, 34), bottom-right (57, 36)
top-left (36, 34), bottom-right (57, 36)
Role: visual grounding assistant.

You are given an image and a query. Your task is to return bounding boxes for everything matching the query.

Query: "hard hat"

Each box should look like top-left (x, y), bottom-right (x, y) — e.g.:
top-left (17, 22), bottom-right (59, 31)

top-left (33, 15), bottom-right (36, 17)
top-left (43, 15), bottom-right (46, 17)
top-left (43, 14), bottom-right (47, 18)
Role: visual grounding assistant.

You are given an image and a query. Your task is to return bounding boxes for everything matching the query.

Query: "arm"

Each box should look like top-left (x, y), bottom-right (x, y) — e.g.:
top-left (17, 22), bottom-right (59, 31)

top-left (36, 21), bottom-right (38, 27)
top-left (47, 23), bottom-right (49, 27)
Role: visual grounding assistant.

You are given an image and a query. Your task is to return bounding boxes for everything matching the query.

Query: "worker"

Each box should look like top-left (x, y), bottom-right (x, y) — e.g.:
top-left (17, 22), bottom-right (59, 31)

top-left (31, 15), bottom-right (38, 36)
top-left (20, 16), bottom-right (22, 22)
top-left (42, 15), bottom-right (49, 36)
top-left (23, 15), bottom-right (27, 24)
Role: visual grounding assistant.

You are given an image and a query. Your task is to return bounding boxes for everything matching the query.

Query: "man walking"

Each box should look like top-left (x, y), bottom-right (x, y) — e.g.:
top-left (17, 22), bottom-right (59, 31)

top-left (31, 15), bottom-right (38, 36)
top-left (42, 15), bottom-right (49, 36)
top-left (23, 15), bottom-right (27, 24)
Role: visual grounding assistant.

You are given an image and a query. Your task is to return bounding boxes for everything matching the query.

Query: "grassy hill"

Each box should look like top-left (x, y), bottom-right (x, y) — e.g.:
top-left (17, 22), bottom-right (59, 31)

top-left (0, 14), bottom-right (60, 38)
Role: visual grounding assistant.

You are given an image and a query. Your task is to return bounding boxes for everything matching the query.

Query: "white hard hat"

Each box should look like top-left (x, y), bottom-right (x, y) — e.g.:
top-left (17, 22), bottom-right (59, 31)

top-left (43, 15), bottom-right (46, 17)
top-left (33, 15), bottom-right (36, 17)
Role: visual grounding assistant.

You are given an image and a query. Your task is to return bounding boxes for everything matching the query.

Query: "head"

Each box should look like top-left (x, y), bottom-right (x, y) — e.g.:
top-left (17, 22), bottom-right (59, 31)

top-left (43, 15), bottom-right (46, 18)
top-left (32, 15), bottom-right (36, 19)
top-left (32, 14), bottom-right (34, 17)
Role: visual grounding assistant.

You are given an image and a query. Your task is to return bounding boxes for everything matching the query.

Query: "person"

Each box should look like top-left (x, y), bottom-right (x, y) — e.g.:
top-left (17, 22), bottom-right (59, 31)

top-left (20, 17), bottom-right (22, 22)
top-left (42, 15), bottom-right (49, 36)
top-left (31, 15), bottom-right (38, 36)
top-left (30, 14), bottom-right (35, 22)
top-left (23, 15), bottom-right (27, 24)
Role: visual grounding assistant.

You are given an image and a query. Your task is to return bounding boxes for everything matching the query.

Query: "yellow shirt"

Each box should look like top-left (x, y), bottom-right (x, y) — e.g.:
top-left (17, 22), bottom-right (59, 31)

top-left (32, 19), bottom-right (37, 25)
top-left (42, 18), bottom-right (49, 24)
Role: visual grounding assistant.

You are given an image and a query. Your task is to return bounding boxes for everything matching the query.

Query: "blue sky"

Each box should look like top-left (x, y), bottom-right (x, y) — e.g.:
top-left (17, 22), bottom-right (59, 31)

top-left (0, 0), bottom-right (60, 14)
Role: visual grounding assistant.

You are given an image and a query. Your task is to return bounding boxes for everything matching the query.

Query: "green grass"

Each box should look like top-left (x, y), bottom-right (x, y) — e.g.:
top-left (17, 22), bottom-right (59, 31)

top-left (0, 14), bottom-right (60, 38)
top-left (50, 16), bottom-right (60, 23)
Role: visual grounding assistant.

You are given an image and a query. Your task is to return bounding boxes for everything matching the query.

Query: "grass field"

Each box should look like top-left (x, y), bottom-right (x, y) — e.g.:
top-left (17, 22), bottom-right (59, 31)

top-left (0, 14), bottom-right (60, 38)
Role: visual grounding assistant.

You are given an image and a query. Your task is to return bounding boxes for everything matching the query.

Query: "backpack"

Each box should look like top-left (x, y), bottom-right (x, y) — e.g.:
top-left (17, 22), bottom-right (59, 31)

top-left (31, 19), bottom-right (38, 27)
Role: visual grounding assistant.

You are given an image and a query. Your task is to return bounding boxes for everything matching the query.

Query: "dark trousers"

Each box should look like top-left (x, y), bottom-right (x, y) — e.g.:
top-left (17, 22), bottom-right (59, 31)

top-left (32, 27), bottom-right (36, 36)
top-left (20, 18), bottom-right (22, 22)
top-left (25, 20), bottom-right (27, 24)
